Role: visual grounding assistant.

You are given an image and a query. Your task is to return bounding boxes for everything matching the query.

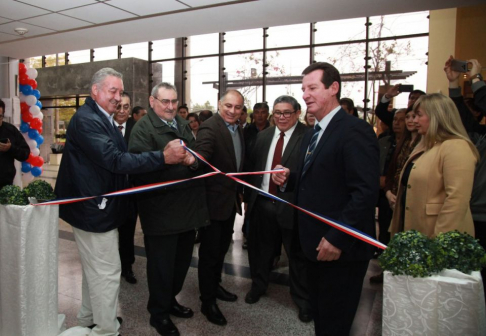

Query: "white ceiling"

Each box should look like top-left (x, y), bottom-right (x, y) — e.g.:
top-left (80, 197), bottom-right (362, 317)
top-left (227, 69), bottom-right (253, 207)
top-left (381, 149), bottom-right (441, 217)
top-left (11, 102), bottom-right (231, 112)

top-left (0, 0), bottom-right (484, 59)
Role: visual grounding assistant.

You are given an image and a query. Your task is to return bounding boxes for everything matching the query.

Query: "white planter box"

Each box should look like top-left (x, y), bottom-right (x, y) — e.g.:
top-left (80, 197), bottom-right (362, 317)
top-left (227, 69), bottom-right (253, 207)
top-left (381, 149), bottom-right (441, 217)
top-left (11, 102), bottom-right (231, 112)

top-left (383, 270), bottom-right (486, 335)
top-left (0, 204), bottom-right (64, 336)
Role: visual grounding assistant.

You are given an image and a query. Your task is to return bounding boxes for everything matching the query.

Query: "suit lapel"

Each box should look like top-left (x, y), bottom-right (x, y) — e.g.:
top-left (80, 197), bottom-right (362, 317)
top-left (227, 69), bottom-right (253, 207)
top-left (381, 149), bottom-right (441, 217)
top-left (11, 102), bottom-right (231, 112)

top-left (281, 122), bottom-right (306, 166)
top-left (301, 109), bottom-right (345, 177)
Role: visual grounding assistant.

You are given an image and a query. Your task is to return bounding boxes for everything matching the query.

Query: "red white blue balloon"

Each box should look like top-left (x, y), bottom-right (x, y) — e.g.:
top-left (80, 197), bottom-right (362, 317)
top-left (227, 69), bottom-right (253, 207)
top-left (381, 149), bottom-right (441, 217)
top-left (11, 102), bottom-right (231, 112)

top-left (19, 62), bottom-right (44, 182)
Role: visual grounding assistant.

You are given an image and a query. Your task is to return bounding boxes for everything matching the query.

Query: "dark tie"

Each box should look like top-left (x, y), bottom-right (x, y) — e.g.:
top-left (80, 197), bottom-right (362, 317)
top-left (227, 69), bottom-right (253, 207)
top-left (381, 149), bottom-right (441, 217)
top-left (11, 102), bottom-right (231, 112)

top-left (117, 125), bottom-right (123, 133)
top-left (269, 132), bottom-right (285, 195)
top-left (302, 124), bottom-right (321, 175)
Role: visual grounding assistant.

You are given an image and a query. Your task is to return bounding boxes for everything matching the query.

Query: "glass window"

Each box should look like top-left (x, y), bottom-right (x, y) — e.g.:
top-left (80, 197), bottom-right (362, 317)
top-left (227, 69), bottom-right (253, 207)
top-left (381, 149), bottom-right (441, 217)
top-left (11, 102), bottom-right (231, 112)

top-left (267, 23), bottom-right (309, 48)
top-left (265, 49), bottom-right (309, 77)
top-left (186, 57), bottom-right (218, 112)
top-left (367, 36), bottom-right (428, 109)
top-left (94, 46), bottom-right (117, 61)
top-left (57, 53), bottom-right (66, 66)
top-left (315, 18), bottom-right (366, 44)
top-left (68, 50), bottom-right (90, 64)
top-left (29, 56), bottom-right (43, 69)
top-left (224, 28), bottom-right (263, 53)
top-left (157, 61), bottom-right (176, 84)
top-left (121, 42), bottom-right (148, 60)
top-left (369, 11), bottom-right (429, 39)
top-left (314, 44), bottom-right (365, 74)
top-left (44, 54), bottom-right (58, 67)
top-left (152, 38), bottom-right (176, 61)
top-left (187, 33), bottom-right (219, 57)
top-left (225, 52), bottom-right (264, 108)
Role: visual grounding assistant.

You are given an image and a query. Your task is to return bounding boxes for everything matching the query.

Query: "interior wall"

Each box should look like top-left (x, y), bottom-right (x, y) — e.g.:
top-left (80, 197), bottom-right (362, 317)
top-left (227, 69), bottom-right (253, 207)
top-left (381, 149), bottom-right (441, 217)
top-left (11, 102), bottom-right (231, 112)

top-left (427, 8), bottom-right (457, 94)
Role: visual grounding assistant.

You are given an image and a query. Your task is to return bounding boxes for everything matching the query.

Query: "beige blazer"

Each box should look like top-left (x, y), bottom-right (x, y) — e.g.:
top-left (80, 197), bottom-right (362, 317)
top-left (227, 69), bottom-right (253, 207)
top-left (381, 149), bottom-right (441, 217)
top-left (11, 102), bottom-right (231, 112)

top-left (389, 139), bottom-right (477, 238)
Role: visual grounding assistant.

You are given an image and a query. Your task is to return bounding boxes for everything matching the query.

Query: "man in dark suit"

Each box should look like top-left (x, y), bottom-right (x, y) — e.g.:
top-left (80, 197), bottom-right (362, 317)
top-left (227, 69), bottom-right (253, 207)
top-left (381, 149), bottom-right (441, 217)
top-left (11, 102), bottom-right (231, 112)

top-left (245, 95), bottom-right (312, 322)
top-left (129, 82), bottom-right (210, 336)
top-left (273, 62), bottom-right (379, 336)
top-left (114, 92), bottom-right (138, 284)
top-left (194, 89), bottom-right (245, 326)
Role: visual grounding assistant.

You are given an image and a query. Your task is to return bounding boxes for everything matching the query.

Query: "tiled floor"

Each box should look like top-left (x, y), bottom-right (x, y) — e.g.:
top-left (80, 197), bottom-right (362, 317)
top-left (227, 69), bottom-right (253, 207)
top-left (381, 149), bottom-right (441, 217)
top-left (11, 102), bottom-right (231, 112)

top-left (58, 212), bottom-right (383, 336)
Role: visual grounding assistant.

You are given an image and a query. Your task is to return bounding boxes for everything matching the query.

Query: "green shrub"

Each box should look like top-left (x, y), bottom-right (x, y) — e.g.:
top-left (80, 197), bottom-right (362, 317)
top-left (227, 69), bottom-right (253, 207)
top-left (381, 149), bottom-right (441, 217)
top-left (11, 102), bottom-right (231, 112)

top-left (24, 180), bottom-right (55, 201)
top-left (0, 185), bottom-right (29, 205)
top-left (434, 230), bottom-right (486, 274)
top-left (379, 230), bottom-right (486, 277)
top-left (378, 230), bottom-right (440, 277)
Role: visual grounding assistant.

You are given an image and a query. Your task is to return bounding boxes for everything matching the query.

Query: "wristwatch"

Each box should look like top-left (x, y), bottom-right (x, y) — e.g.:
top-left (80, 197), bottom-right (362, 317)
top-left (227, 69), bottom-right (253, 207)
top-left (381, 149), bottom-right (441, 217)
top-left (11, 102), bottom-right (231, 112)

top-left (471, 73), bottom-right (483, 83)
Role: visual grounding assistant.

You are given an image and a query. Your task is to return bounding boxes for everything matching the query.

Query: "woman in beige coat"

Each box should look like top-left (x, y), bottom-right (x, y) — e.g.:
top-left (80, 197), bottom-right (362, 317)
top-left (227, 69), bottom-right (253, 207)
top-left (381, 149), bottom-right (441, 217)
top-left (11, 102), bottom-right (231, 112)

top-left (389, 93), bottom-right (479, 238)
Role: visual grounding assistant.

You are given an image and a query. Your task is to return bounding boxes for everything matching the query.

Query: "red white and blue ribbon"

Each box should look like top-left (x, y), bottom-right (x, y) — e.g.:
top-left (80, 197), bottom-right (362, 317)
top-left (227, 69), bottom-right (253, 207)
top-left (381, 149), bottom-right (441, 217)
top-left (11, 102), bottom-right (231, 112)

top-left (35, 140), bottom-right (387, 250)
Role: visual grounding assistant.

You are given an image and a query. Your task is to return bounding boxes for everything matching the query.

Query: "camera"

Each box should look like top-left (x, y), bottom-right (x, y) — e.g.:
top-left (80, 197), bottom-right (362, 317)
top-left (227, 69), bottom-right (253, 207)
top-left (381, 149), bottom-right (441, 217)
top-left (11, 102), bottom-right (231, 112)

top-left (450, 59), bottom-right (471, 73)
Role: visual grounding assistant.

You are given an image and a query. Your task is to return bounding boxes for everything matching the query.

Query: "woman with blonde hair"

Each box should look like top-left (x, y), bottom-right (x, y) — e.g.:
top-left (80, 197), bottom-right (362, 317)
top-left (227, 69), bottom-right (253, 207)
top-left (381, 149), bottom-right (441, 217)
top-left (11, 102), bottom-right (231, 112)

top-left (389, 93), bottom-right (479, 238)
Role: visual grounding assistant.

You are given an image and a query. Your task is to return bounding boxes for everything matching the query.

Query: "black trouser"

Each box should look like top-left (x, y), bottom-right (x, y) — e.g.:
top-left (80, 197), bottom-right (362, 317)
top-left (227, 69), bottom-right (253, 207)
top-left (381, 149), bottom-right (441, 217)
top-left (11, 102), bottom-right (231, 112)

top-left (248, 196), bottom-right (310, 310)
top-left (307, 259), bottom-right (369, 336)
top-left (198, 209), bottom-right (236, 304)
top-left (118, 200), bottom-right (138, 270)
top-left (474, 220), bottom-right (486, 301)
top-left (144, 230), bottom-right (195, 321)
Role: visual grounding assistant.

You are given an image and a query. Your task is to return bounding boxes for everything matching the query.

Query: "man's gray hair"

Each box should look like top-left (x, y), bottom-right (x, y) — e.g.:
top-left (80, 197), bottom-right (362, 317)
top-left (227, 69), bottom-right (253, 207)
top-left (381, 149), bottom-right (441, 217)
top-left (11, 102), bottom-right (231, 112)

top-left (151, 82), bottom-right (177, 98)
top-left (273, 95), bottom-right (301, 111)
top-left (90, 68), bottom-right (123, 88)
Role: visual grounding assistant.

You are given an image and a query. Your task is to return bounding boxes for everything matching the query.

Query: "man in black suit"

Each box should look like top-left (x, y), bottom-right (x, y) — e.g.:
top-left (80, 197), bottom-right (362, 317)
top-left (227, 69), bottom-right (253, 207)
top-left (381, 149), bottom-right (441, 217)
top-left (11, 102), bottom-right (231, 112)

top-left (245, 95), bottom-right (312, 322)
top-left (273, 62), bottom-right (379, 336)
top-left (194, 90), bottom-right (245, 326)
top-left (114, 92), bottom-right (138, 284)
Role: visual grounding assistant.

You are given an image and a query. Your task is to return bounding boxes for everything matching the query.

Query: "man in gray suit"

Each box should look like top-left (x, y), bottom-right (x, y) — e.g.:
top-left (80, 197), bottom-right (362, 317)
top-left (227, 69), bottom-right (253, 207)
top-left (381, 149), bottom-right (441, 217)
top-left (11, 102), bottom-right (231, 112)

top-left (245, 95), bottom-right (312, 322)
top-left (194, 90), bottom-right (245, 326)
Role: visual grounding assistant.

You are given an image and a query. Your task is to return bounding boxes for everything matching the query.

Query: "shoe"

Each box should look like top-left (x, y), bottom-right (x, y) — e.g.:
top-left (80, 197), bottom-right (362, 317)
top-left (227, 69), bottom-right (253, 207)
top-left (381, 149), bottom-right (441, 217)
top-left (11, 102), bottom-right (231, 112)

top-left (88, 316), bottom-right (123, 329)
top-left (216, 285), bottom-right (237, 302)
top-left (370, 272), bottom-right (384, 284)
top-left (244, 290), bottom-right (262, 304)
top-left (298, 308), bottom-right (312, 323)
top-left (150, 317), bottom-right (180, 336)
top-left (194, 230), bottom-right (201, 244)
top-left (201, 303), bottom-right (227, 326)
top-left (170, 300), bottom-right (194, 318)
top-left (121, 268), bottom-right (137, 284)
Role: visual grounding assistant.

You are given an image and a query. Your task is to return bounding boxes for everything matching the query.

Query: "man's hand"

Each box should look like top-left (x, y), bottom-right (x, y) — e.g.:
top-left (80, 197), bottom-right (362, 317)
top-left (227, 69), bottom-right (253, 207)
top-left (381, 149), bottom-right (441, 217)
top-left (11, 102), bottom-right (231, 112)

top-left (163, 139), bottom-right (186, 164)
top-left (385, 190), bottom-right (396, 209)
top-left (467, 59), bottom-right (482, 78)
top-left (0, 139), bottom-right (11, 152)
top-left (384, 84), bottom-right (400, 100)
top-left (271, 164), bottom-right (290, 186)
top-left (444, 55), bottom-right (461, 86)
top-left (316, 237), bottom-right (341, 261)
top-left (181, 152), bottom-right (195, 166)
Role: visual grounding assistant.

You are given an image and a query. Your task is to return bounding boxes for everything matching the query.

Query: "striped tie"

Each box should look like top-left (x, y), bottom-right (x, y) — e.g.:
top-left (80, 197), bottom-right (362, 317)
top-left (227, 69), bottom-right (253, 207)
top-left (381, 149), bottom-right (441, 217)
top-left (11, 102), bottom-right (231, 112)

top-left (302, 124), bottom-right (321, 175)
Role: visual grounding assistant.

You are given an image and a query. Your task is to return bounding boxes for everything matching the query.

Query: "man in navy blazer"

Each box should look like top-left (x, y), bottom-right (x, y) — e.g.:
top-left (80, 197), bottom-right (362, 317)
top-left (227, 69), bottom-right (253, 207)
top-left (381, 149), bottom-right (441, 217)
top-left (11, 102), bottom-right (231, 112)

top-left (272, 62), bottom-right (379, 335)
top-left (55, 68), bottom-right (192, 336)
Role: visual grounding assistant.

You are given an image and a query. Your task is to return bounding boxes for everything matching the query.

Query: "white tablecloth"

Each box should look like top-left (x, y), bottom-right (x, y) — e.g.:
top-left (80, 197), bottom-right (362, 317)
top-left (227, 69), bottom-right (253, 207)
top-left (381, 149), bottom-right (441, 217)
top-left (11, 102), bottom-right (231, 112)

top-left (383, 270), bottom-right (486, 335)
top-left (0, 204), bottom-right (64, 336)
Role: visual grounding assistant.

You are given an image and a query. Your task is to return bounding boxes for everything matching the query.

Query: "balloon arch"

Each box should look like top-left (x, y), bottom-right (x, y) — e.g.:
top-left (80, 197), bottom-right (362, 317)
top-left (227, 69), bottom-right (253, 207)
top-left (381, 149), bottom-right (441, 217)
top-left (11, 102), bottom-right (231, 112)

top-left (18, 62), bottom-right (44, 184)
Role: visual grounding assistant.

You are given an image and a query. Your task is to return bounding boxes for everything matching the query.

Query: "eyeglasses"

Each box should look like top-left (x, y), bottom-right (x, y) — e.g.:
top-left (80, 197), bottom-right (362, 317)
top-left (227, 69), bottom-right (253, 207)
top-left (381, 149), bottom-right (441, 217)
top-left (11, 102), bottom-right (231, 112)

top-left (273, 110), bottom-right (296, 118)
top-left (153, 97), bottom-right (178, 107)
